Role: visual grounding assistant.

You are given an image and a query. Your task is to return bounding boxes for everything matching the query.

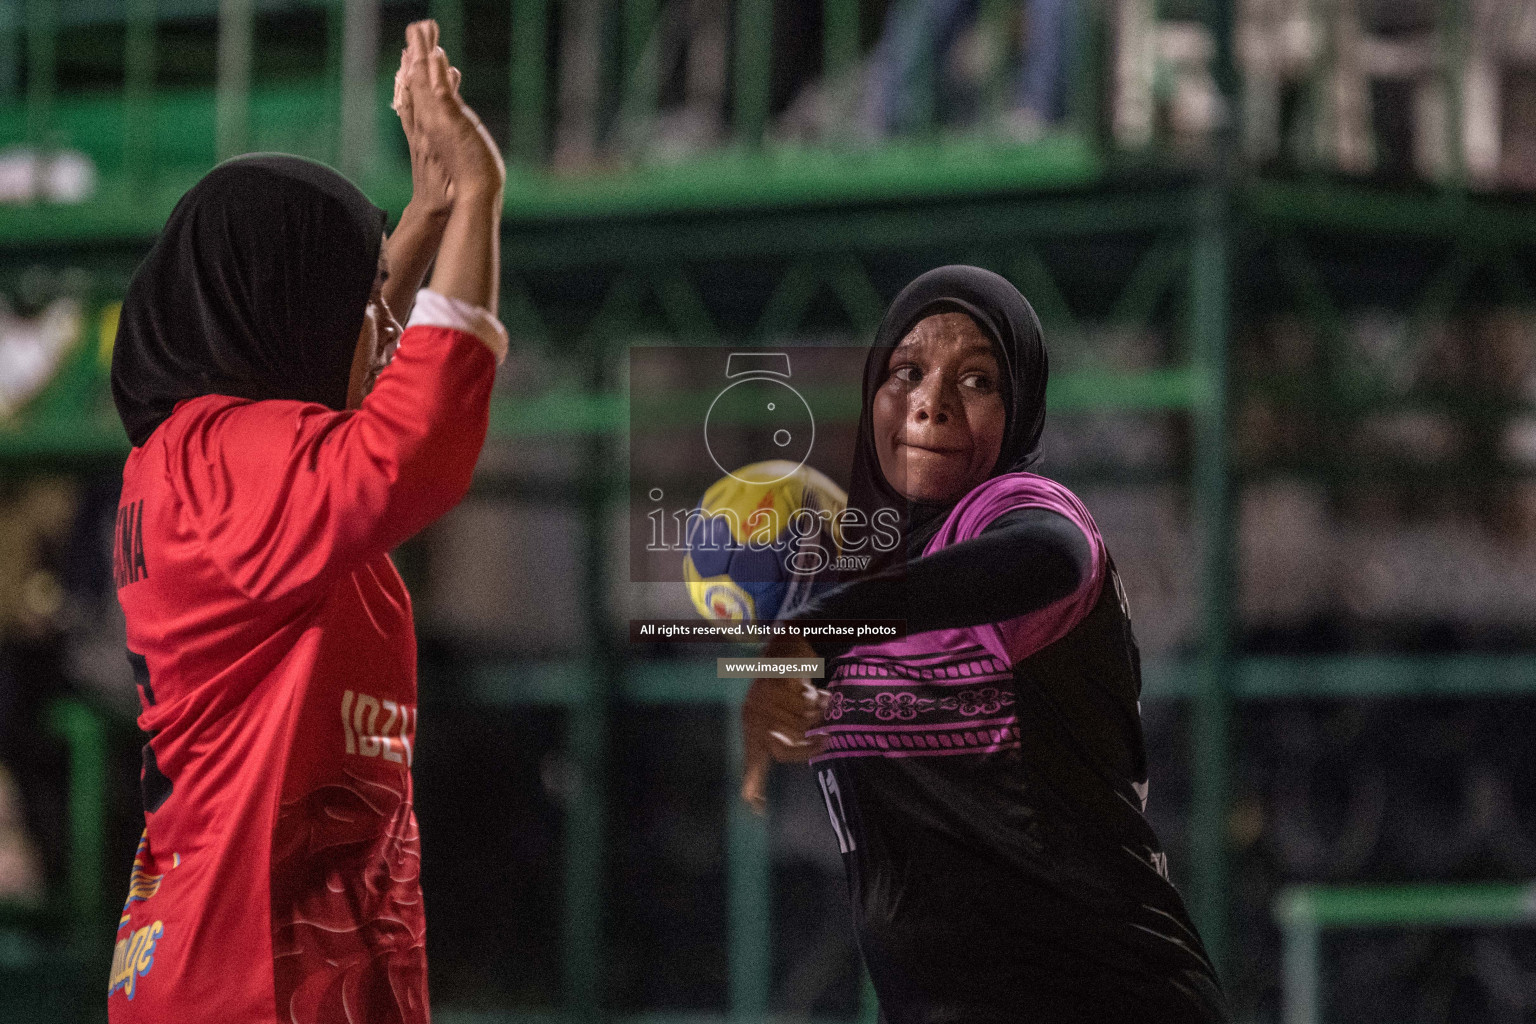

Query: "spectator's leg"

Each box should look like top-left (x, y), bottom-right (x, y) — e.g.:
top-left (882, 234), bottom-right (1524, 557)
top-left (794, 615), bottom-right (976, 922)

top-left (863, 0), bottom-right (981, 135)
top-left (685, 0), bottom-right (728, 113)
top-left (1016, 0), bottom-right (1072, 123)
top-left (553, 0), bottom-right (605, 167)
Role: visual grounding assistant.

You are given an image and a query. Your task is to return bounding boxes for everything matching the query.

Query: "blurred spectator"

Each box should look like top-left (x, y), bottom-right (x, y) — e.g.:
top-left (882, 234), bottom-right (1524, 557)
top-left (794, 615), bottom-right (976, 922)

top-left (1238, 0), bottom-right (1320, 164)
top-left (0, 478), bottom-right (80, 907)
top-left (552, 0), bottom-right (605, 169)
top-left (574, 0), bottom-right (732, 164)
top-left (863, 0), bottom-right (1073, 139)
top-left (648, 0), bottom-right (731, 158)
top-left (0, 762), bottom-right (43, 905)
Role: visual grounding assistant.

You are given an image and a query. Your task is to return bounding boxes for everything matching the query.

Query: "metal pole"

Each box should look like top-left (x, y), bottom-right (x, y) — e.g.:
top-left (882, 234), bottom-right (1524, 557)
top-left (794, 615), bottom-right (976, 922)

top-left (1185, 0), bottom-right (1238, 977)
top-left (1280, 917), bottom-right (1320, 1024)
top-left (564, 690), bottom-right (606, 1019)
top-left (733, 0), bottom-right (772, 146)
top-left (822, 0), bottom-right (859, 86)
top-left (978, 0), bottom-right (1010, 122)
top-left (726, 700), bottom-right (771, 1016)
top-left (0, 0), bottom-right (20, 102)
top-left (1188, 178), bottom-right (1233, 972)
top-left (509, 0), bottom-right (548, 164)
top-left (339, 0), bottom-right (380, 181)
top-left (1441, 0), bottom-right (1467, 186)
top-left (25, 0), bottom-right (55, 147)
top-left (124, 0), bottom-right (156, 184)
top-left (215, 0), bottom-right (253, 161)
top-left (565, 342), bottom-right (614, 1020)
top-left (49, 700), bottom-right (109, 949)
top-left (624, 0), bottom-right (659, 124)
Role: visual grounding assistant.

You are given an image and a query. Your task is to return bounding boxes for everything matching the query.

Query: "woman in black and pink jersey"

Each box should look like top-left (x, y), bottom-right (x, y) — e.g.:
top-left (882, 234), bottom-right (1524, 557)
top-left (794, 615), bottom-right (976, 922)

top-left (741, 266), bottom-right (1230, 1024)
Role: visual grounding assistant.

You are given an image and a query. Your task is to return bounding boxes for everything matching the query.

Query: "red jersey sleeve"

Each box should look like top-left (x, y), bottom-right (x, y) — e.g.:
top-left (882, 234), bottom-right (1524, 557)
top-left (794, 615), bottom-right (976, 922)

top-left (162, 324), bottom-right (495, 603)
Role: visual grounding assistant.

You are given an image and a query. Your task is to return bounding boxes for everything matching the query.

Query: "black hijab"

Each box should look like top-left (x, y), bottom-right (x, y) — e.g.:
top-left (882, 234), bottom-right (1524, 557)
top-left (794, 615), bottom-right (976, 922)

top-left (112, 154), bottom-right (388, 447)
top-left (845, 265), bottom-right (1049, 575)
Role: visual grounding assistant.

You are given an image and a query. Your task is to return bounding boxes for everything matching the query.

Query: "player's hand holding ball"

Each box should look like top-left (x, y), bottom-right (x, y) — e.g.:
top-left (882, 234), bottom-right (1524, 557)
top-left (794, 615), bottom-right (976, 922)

top-left (740, 635), bottom-right (827, 815)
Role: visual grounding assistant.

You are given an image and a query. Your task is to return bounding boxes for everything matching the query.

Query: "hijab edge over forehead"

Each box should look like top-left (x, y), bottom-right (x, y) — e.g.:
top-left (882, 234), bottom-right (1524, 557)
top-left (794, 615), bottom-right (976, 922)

top-left (845, 265), bottom-right (1050, 573)
top-left (111, 153), bottom-right (387, 447)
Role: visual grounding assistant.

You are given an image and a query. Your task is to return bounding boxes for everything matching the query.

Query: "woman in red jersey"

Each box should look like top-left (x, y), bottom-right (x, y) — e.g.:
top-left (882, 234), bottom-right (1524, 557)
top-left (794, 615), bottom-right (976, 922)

top-left (106, 22), bottom-right (503, 1023)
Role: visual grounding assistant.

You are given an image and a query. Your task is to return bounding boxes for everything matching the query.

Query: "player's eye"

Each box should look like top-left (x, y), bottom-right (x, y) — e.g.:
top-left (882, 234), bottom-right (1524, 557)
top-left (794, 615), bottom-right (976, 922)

top-left (961, 372), bottom-right (993, 391)
top-left (891, 365), bottom-right (921, 385)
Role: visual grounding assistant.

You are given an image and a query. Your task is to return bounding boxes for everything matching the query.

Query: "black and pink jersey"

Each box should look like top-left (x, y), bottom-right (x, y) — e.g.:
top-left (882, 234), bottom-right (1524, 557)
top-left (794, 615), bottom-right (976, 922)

top-left (807, 473), bottom-right (1229, 1024)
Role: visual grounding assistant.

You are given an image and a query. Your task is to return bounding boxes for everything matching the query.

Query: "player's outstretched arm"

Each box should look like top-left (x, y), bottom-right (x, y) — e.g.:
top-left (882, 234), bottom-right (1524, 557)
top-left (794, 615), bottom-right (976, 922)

top-left (382, 36), bottom-right (458, 324)
top-left (399, 19), bottom-right (505, 325)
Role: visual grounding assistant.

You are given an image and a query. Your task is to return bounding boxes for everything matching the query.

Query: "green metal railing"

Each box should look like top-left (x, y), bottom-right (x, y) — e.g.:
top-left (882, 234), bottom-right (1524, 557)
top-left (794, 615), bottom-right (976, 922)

top-left (1276, 882), bottom-right (1536, 1024)
top-left (0, 0), bottom-right (1105, 213)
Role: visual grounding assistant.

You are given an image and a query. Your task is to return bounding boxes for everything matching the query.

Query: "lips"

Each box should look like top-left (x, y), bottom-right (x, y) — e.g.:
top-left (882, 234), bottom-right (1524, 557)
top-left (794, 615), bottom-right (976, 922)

top-left (896, 441), bottom-right (967, 457)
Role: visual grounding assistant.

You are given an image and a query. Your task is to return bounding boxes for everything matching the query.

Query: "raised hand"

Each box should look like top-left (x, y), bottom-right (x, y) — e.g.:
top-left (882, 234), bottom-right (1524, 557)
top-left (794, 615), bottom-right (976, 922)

top-left (393, 20), bottom-right (502, 316)
top-left (397, 21), bottom-right (504, 203)
top-left (393, 43), bottom-right (454, 218)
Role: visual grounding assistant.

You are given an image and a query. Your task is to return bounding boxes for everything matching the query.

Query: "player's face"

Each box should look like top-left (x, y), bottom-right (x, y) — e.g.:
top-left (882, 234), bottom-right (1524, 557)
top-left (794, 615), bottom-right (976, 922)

top-left (873, 311), bottom-right (1006, 504)
top-left (346, 236), bottom-right (403, 410)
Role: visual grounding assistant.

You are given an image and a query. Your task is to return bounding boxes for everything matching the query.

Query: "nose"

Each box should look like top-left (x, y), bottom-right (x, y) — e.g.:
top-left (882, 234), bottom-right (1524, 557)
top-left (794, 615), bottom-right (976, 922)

top-left (910, 376), bottom-right (953, 426)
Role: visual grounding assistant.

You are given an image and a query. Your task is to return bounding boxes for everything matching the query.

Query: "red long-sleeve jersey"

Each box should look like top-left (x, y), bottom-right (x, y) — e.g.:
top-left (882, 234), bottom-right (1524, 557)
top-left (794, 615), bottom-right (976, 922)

top-left (109, 323), bottom-right (495, 1023)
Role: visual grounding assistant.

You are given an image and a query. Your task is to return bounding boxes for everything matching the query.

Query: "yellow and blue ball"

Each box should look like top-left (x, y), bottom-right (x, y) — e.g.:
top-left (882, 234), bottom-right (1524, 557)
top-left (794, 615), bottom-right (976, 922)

top-left (683, 461), bottom-right (847, 623)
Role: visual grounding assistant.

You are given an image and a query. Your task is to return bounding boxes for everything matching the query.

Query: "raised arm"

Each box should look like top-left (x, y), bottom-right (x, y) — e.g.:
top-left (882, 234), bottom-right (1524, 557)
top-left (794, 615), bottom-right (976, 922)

top-left (399, 19), bottom-right (504, 317)
top-left (172, 21), bottom-right (507, 605)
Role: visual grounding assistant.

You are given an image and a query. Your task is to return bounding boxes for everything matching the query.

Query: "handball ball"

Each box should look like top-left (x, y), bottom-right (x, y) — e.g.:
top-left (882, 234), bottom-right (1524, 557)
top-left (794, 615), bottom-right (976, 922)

top-left (683, 461), bottom-right (847, 623)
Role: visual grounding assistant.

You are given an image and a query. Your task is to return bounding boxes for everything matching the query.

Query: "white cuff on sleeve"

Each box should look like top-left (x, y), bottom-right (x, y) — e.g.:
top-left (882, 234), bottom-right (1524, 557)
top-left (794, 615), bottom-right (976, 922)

top-left (406, 289), bottom-right (509, 364)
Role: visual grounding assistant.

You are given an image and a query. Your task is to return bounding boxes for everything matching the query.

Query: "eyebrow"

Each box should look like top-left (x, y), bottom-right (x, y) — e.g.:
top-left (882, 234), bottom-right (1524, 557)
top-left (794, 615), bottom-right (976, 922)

top-left (892, 337), bottom-right (996, 359)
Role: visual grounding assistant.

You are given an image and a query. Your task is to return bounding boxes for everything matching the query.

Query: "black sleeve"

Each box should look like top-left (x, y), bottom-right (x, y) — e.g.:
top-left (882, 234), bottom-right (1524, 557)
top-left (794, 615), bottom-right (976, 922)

top-left (788, 507), bottom-right (1093, 658)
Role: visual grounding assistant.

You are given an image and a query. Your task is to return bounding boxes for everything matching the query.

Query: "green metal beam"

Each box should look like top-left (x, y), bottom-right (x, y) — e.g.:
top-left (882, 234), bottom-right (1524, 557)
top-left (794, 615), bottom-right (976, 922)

top-left (1276, 882), bottom-right (1536, 1024)
top-left (1278, 882), bottom-right (1536, 929)
top-left (1246, 179), bottom-right (1536, 242)
top-left (0, 142), bottom-right (1125, 249)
